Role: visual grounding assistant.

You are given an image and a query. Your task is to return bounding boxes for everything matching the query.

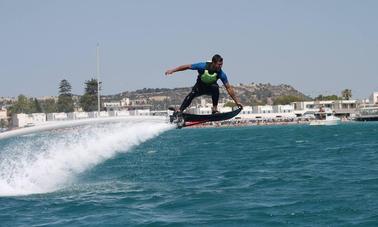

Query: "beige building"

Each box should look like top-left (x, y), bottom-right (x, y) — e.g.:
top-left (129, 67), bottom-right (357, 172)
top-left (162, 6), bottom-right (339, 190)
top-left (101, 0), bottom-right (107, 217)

top-left (370, 92), bottom-right (378, 104)
top-left (0, 109), bottom-right (7, 120)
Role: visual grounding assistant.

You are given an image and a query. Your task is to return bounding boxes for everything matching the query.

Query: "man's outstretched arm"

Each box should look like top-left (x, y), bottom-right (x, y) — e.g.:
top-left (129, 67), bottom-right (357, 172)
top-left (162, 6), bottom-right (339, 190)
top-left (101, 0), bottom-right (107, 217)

top-left (224, 83), bottom-right (243, 108)
top-left (165, 64), bottom-right (192, 76)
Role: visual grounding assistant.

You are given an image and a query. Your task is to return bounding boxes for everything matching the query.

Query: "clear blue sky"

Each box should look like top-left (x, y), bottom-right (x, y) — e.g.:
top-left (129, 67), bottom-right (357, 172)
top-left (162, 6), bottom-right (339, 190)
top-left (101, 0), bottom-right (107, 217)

top-left (1, 0), bottom-right (377, 99)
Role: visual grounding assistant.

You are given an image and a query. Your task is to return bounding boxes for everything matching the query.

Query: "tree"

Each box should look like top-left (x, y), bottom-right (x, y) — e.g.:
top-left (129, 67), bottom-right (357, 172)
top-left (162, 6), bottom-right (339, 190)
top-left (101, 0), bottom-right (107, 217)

top-left (9, 95), bottom-right (31, 114)
top-left (31, 98), bottom-right (43, 113)
top-left (314, 94), bottom-right (340, 101)
top-left (8, 95), bottom-right (52, 115)
top-left (341, 89), bottom-right (352, 100)
top-left (57, 79), bottom-right (74, 112)
top-left (248, 97), bottom-right (266, 106)
top-left (224, 101), bottom-right (237, 108)
top-left (40, 99), bottom-right (58, 113)
top-left (59, 79), bottom-right (72, 95)
top-left (256, 88), bottom-right (273, 100)
top-left (80, 79), bottom-right (99, 112)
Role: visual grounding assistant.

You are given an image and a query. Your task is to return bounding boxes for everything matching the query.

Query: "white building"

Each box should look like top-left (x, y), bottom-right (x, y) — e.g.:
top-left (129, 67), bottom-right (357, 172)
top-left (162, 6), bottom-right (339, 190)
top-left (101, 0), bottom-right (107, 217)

top-left (238, 105), bottom-right (296, 120)
top-left (12, 114), bottom-right (30, 128)
top-left (67, 112), bottom-right (89, 120)
top-left (129, 109), bottom-right (150, 116)
top-left (292, 101), bottom-right (317, 112)
top-left (120, 98), bottom-right (130, 107)
top-left (191, 107), bottom-right (212, 115)
top-left (253, 105), bottom-right (273, 114)
top-left (29, 113), bottom-right (46, 125)
top-left (103, 98), bottom-right (131, 109)
top-left (38, 96), bottom-right (58, 101)
top-left (370, 92), bottom-right (378, 104)
top-left (47, 112), bottom-right (68, 121)
top-left (103, 101), bottom-right (121, 109)
top-left (292, 100), bottom-right (357, 116)
top-left (273, 104), bottom-right (294, 113)
top-left (12, 113), bottom-right (46, 128)
top-left (108, 110), bottom-right (130, 117)
top-left (241, 106), bottom-right (253, 115)
top-left (200, 98), bottom-right (207, 108)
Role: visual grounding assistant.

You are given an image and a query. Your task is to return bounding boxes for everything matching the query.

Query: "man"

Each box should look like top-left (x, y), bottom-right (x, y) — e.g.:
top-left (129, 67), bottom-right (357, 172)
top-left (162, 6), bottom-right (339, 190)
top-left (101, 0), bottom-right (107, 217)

top-left (165, 54), bottom-right (242, 114)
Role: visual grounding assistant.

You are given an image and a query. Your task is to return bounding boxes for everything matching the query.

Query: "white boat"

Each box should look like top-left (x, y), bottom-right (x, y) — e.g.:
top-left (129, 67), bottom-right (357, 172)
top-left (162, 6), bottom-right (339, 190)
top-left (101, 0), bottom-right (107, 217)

top-left (309, 108), bottom-right (341, 126)
top-left (355, 105), bottom-right (378, 121)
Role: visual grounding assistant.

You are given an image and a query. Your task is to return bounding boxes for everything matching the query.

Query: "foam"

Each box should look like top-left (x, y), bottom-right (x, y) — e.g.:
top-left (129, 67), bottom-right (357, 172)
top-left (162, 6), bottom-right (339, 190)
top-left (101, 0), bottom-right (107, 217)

top-left (0, 120), bottom-right (173, 196)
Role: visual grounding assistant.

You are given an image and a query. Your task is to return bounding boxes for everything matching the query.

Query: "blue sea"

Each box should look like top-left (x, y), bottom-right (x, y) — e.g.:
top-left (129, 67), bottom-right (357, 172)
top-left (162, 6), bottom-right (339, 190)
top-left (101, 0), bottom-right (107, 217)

top-left (1, 121), bottom-right (378, 226)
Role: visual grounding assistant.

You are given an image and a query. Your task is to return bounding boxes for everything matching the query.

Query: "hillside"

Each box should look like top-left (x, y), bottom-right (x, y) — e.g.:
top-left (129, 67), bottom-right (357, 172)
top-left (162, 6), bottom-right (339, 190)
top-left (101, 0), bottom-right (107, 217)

top-left (102, 83), bottom-right (310, 110)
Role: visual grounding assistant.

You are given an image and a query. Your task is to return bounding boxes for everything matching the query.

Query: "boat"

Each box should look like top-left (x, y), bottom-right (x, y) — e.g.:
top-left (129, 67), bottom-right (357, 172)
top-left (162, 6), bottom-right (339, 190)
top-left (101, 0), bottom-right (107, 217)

top-left (355, 106), bottom-right (378, 121)
top-left (309, 107), bottom-right (341, 126)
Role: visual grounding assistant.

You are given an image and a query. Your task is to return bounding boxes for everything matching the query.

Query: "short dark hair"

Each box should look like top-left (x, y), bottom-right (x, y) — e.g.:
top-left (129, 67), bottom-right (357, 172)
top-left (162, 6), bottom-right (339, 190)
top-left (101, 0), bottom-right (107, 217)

top-left (212, 54), bottom-right (223, 63)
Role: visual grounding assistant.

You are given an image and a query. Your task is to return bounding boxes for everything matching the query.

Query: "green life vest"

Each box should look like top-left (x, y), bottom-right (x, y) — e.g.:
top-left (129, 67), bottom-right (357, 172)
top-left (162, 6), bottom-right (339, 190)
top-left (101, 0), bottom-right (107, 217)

top-left (200, 70), bottom-right (218, 84)
top-left (199, 62), bottom-right (219, 85)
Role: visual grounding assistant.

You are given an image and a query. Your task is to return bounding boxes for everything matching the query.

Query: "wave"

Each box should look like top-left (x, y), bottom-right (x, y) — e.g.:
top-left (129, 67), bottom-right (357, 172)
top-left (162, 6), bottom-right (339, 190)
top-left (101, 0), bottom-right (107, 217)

top-left (0, 120), bottom-right (173, 196)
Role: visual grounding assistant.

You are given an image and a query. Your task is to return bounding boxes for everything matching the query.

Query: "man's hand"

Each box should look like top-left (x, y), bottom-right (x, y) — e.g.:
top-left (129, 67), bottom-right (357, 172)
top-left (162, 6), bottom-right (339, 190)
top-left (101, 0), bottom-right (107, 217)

top-left (224, 83), bottom-right (243, 109)
top-left (165, 64), bottom-right (191, 76)
top-left (236, 102), bottom-right (243, 109)
top-left (165, 69), bottom-right (174, 76)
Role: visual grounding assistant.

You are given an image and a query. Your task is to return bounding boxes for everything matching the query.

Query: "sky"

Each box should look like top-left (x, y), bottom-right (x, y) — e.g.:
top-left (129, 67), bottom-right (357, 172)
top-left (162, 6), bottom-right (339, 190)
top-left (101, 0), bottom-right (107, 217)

top-left (0, 0), bottom-right (377, 99)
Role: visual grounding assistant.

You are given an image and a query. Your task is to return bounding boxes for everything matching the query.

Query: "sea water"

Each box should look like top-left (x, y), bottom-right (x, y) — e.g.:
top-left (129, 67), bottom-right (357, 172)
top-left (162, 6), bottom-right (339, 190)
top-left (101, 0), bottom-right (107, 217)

top-left (0, 122), bottom-right (378, 226)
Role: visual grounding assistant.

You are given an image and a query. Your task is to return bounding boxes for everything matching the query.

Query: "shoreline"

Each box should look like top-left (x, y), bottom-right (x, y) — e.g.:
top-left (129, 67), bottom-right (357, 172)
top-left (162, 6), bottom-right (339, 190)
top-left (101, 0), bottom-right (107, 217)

top-left (187, 118), bottom-right (353, 128)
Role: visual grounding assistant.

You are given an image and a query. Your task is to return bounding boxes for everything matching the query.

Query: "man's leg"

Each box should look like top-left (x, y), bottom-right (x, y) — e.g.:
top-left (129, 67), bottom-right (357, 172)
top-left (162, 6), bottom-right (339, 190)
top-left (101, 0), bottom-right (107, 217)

top-left (179, 84), bottom-right (202, 112)
top-left (209, 84), bottom-right (220, 113)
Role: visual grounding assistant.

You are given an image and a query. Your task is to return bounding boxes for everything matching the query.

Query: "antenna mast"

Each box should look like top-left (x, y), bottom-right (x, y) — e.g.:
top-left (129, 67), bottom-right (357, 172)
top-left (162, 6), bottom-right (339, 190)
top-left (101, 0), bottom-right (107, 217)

top-left (96, 43), bottom-right (100, 116)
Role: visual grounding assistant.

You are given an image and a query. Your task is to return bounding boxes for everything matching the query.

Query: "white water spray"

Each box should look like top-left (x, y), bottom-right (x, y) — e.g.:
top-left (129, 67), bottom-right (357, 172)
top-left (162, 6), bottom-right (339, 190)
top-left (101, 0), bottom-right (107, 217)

top-left (0, 121), bottom-right (173, 196)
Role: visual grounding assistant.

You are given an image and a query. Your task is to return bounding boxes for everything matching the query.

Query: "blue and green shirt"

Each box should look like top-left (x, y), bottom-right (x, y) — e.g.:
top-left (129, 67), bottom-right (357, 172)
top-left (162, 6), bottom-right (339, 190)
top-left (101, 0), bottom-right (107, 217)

top-left (190, 62), bottom-right (229, 85)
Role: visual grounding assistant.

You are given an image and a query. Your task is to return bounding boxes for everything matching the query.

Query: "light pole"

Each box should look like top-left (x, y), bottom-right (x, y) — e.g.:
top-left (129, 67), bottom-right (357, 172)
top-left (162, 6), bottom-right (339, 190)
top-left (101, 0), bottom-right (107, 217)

top-left (96, 43), bottom-right (100, 117)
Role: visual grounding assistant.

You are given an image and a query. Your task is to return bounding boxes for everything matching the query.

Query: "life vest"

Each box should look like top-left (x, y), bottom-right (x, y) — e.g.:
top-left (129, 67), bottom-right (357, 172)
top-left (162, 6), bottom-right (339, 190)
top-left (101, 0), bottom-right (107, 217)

top-left (198, 62), bottom-right (220, 85)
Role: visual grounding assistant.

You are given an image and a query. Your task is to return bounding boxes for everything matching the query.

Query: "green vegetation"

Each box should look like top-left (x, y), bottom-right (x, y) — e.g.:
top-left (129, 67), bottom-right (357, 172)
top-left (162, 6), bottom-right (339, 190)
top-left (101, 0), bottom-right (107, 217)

top-left (314, 94), bottom-right (341, 101)
top-left (9, 95), bottom-right (35, 114)
top-left (7, 95), bottom-right (57, 115)
top-left (33, 98), bottom-right (43, 113)
top-left (80, 79), bottom-right (100, 112)
top-left (224, 101), bottom-right (237, 108)
top-left (57, 79), bottom-right (74, 112)
top-left (0, 119), bottom-right (7, 128)
top-left (40, 99), bottom-right (58, 113)
top-left (10, 95), bottom-right (31, 114)
top-left (247, 97), bottom-right (266, 106)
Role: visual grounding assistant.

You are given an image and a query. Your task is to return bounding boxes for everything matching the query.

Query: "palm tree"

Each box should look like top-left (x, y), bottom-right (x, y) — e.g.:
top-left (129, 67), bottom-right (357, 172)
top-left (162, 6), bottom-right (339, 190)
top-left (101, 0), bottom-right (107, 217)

top-left (341, 89), bottom-right (352, 100)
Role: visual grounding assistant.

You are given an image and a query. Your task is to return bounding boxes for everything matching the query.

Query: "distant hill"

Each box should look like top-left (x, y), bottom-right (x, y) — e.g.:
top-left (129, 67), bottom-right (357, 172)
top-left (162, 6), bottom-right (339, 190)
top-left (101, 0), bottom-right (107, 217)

top-left (102, 83), bottom-right (310, 110)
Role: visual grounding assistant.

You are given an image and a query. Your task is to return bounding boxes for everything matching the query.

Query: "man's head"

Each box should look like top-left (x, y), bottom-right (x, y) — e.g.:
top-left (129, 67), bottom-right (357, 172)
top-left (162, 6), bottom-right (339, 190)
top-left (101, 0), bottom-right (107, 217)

top-left (211, 54), bottom-right (223, 71)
